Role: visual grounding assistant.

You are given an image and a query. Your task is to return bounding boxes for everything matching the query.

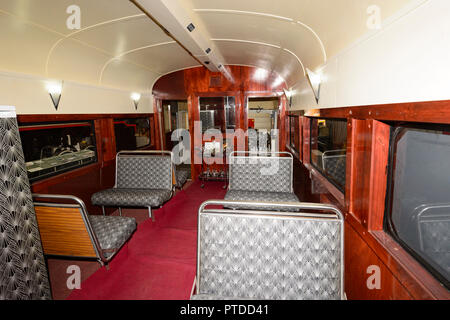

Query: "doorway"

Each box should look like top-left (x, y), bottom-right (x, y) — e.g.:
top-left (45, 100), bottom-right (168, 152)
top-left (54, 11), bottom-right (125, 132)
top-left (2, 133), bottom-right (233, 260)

top-left (247, 97), bottom-right (280, 152)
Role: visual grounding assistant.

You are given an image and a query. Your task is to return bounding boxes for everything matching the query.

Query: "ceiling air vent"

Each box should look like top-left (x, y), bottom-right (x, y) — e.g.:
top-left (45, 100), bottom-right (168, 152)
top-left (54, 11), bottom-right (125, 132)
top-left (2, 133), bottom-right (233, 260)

top-left (186, 23), bottom-right (195, 32)
top-left (210, 75), bottom-right (222, 88)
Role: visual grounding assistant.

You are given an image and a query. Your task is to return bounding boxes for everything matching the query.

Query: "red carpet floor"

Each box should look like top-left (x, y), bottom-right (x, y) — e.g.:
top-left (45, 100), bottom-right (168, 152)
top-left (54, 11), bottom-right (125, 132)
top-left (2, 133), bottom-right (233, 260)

top-left (67, 180), bottom-right (227, 300)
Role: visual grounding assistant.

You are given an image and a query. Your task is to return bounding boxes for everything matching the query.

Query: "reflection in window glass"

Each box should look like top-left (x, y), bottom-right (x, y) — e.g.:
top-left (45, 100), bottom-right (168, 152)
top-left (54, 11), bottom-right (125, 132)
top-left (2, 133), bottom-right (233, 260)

top-left (289, 115), bottom-right (299, 152)
top-left (310, 118), bottom-right (347, 191)
top-left (162, 100), bottom-right (189, 150)
top-left (114, 117), bottom-right (151, 152)
top-left (199, 97), bottom-right (235, 133)
top-left (386, 126), bottom-right (450, 288)
top-left (19, 121), bottom-right (98, 182)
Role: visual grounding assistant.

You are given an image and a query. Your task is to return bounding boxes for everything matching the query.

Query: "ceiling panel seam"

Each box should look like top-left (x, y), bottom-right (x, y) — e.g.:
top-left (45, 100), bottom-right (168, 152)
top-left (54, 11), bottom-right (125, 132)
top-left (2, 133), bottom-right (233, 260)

top-left (44, 14), bottom-right (150, 76)
top-left (99, 42), bottom-right (182, 84)
top-left (211, 38), bottom-right (306, 78)
top-left (193, 8), bottom-right (327, 63)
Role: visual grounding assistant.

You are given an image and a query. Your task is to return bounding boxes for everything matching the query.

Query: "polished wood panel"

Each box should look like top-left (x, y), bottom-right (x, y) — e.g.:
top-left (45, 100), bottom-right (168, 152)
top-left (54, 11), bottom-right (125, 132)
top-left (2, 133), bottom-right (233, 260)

top-left (367, 120), bottom-right (391, 230)
top-left (34, 206), bottom-right (97, 258)
top-left (153, 66), bottom-right (288, 180)
top-left (98, 118), bottom-right (116, 163)
top-left (304, 99), bottom-right (450, 124)
top-left (344, 222), bottom-right (413, 300)
top-left (347, 119), bottom-right (372, 224)
top-left (301, 116), bottom-right (310, 164)
top-left (18, 113), bottom-right (155, 212)
top-left (301, 99), bottom-right (450, 300)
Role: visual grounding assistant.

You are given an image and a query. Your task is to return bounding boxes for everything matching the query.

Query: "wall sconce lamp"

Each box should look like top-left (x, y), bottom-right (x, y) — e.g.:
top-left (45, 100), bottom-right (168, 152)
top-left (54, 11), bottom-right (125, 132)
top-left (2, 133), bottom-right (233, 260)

top-left (131, 92), bottom-right (141, 110)
top-left (283, 88), bottom-right (293, 108)
top-left (46, 81), bottom-right (63, 110)
top-left (306, 68), bottom-right (321, 104)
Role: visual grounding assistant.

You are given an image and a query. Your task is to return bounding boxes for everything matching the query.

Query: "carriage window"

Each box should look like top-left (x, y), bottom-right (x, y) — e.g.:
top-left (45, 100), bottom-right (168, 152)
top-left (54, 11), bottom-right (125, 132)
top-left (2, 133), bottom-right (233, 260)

top-left (385, 126), bottom-right (450, 288)
top-left (19, 121), bottom-right (98, 182)
top-left (310, 118), bottom-right (347, 191)
top-left (114, 117), bottom-right (151, 152)
top-left (288, 115), bottom-right (299, 153)
top-left (199, 96), bottom-right (236, 133)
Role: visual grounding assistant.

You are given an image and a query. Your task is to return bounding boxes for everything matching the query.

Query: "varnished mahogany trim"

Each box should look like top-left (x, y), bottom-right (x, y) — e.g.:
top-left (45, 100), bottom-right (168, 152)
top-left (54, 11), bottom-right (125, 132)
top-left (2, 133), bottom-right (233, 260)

top-left (304, 99), bottom-right (450, 124)
top-left (17, 113), bottom-right (154, 123)
top-left (305, 163), bottom-right (345, 206)
top-left (303, 102), bottom-right (450, 299)
top-left (31, 163), bottom-right (101, 192)
top-left (367, 120), bottom-right (391, 231)
top-left (34, 206), bottom-right (97, 258)
top-left (345, 211), bottom-right (449, 299)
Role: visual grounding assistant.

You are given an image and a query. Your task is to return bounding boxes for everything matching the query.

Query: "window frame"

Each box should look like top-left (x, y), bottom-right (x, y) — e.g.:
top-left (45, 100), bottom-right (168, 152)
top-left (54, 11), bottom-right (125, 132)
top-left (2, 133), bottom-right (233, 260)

top-left (19, 120), bottom-right (98, 183)
top-left (384, 123), bottom-right (450, 289)
top-left (113, 116), bottom-right (152, 152)
top-left (309, 117), bottom-right (348, 193)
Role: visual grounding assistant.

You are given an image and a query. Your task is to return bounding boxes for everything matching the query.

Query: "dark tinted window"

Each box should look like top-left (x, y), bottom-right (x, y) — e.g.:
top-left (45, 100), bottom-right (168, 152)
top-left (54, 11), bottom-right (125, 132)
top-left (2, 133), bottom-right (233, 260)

top-left (19, 121), bottom-right (97, 182)
top-left (310, 118), bottom-right (347, 191)
top-left (385, 126), bottom-right (450, 288)
top-left (114, 117), bottom-right (151, 152)
top-left (199, 97), bottom-right (236, 133)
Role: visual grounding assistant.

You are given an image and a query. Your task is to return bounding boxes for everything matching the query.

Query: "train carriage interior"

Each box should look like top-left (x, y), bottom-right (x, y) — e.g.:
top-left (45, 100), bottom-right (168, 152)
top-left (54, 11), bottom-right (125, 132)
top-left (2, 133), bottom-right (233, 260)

top-left (0, 0), bottom-right (449, 305)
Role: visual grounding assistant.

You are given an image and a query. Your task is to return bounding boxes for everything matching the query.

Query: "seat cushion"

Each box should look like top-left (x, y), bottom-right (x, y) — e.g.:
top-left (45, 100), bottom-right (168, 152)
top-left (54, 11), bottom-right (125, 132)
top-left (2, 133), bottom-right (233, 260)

top-left (176, 169), bottom-right (189, 188)
top-left (88, 215), bottom-right (137, 258)
top-left (91, 188), bottom-right (172, 207)
top-left (224, 190), bottom-right (300, 211)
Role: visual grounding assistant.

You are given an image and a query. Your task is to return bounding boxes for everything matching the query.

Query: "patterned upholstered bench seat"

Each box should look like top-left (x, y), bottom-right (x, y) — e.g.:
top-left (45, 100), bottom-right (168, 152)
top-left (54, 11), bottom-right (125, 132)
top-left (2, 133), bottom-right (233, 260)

top-left (191, 200), bottom-right (345, 300)
top-left (88, 215), bottom-right (137, 259)
top-left (224, 152), bottom-right (300, 211)
top-left (92, 189), bottom-right (172, 208)
top-left (91, 151), bottom-right (174, 220)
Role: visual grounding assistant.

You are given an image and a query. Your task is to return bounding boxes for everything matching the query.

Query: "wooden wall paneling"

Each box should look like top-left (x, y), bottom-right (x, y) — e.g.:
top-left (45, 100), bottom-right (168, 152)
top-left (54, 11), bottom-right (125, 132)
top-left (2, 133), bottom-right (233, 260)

top-left (17, 113), bottom-right (153, 123)
top-left (344, 222), bottom-right (413, 300)
top-left (148, 114), bottom-right (156, 149)
top-left (347, 119), bottom-right (373, 226)
top-left (304, 99), bottom-right (450, 125)
top-left (99, 118), bottom-right (116, 163)
top-left (34, 206), bottom-right (97, 257)
top-left (344, 119), bottom-right (353, 213)
top-left (302, 117), bottom-right (311, 164)
top-left (298, 116), bottom-right (303, 161)
top-left (153, 99), bottom-right (163, 151)
top-left (367, 120), bottom-right (391, 231)
top-left (301, 106), bottom-right (450, 300)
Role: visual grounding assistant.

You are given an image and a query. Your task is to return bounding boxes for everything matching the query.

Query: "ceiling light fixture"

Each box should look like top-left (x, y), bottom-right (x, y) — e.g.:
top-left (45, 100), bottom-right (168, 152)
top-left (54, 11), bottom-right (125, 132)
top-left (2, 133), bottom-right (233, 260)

top-left (306, 68), bottom-right (321, 104)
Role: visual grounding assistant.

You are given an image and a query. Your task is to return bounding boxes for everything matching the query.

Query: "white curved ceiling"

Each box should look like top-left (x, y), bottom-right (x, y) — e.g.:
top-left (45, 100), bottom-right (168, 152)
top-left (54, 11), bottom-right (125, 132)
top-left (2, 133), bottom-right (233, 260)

top-left (0, 0), bottom-right (417, 93)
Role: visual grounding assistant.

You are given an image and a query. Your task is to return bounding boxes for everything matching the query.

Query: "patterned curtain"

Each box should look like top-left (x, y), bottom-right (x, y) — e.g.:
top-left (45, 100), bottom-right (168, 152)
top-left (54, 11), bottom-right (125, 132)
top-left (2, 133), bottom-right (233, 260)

top-left (0, 106), bottom-right (52, 300)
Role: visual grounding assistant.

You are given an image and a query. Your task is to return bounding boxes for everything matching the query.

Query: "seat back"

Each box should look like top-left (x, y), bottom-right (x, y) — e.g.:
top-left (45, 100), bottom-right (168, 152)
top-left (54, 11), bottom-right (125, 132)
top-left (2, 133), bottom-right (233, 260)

top-left (228, 152), bottom-right (293, 193)
top-left (413, 204), bottom-right (450, 277)
top-left (0, 106), bottom-right (51, 300)
top-left (322, 150), bottom-right (346, 187)
top-left (33, 195), bottom-right (101, 260)
top-left (115, 151), bottom-right (174, 190)
top-left (196, 201), bottom-right (344, 300)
